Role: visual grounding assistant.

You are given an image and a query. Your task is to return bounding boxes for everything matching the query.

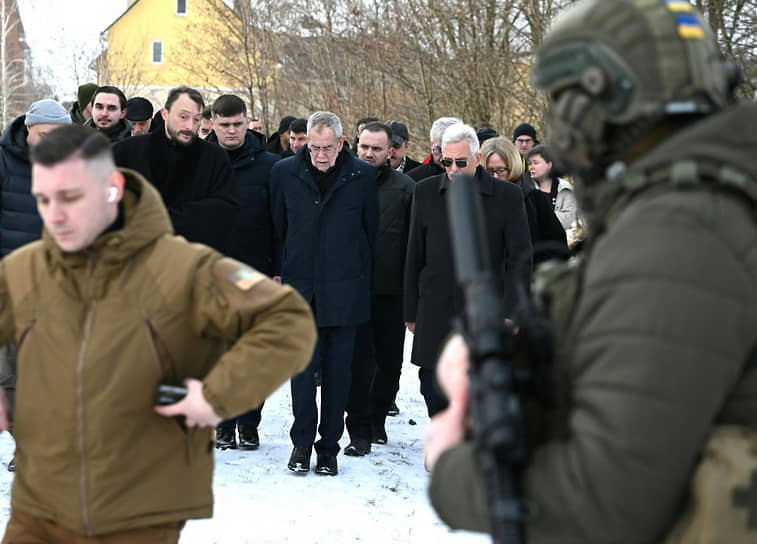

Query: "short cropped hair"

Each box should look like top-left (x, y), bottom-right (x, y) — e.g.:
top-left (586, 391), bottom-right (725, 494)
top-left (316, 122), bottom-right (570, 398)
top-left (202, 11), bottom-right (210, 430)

top-left (91, 86), bottom-right (127, 111)
top-left (430, 116), bottom-right (463, 143)
top-left (212, 94), bottom-right (247, 118)
top-left (360, 122), bottom-right (392, 145)
top-left (165, 86), bottom-right (204, 112)
top-left (307, 111), bottom-right (342, 139)
top-left (289, 118), bottom-right (308, 134)
top-left (30, 125), bottom-right (114, 171)
top-left (442, 123), bottom-right (479, 156)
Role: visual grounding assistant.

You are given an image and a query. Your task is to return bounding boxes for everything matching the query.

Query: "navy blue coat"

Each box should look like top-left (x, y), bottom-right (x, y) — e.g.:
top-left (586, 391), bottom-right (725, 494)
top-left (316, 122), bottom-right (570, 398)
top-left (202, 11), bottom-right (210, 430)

top-left (270, 147), bottom-right (379, 327)
top-left (207, 129), bottom-right (279, 275)
top-left (0, 116), bottom-right (40, 256)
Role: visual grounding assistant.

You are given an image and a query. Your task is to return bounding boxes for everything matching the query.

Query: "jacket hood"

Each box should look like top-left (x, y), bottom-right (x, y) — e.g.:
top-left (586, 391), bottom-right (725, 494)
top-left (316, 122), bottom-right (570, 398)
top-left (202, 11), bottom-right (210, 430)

top-left (42, 169), bottom-right (173, 270)
top-left (0, 115), bottom-right (29, 163)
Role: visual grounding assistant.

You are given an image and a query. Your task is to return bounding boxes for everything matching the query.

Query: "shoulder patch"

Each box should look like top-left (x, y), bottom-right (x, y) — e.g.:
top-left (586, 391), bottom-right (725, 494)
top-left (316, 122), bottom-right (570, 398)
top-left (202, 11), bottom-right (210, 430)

top-left (214, 258), bottom-right (266, 291)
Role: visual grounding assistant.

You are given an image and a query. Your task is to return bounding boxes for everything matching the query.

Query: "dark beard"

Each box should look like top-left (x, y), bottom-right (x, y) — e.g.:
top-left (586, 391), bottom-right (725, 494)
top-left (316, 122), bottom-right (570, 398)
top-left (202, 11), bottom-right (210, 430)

top-left (165, 124), bottom-right (198, 147)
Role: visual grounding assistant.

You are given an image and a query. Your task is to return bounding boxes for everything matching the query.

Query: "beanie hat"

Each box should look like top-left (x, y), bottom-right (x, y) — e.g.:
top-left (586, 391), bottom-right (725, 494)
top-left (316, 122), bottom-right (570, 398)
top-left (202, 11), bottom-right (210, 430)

top-left (278, 115), bottom-right (296, 134)
top-left (77, 83), bottom-right (98, 108)
top-left (512, 123), bottom-right (538, 143)
top-left (25, 99), bottom-right (72, 127)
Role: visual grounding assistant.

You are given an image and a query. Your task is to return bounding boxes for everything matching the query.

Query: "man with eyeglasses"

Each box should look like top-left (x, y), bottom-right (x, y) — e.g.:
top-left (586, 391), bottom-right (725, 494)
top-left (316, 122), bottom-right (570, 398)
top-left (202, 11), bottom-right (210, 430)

top-left (404, 122), bottom-right (532, 417)
top-left (270, 111), bottom-right (379, 476)
top-left (407, 116), bottom-right (461, 182)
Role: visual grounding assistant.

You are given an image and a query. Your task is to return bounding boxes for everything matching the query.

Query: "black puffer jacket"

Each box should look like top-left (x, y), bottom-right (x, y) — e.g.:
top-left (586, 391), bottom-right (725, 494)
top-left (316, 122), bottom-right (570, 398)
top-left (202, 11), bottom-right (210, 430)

top-left (0, 115), bottom-right (40, 256)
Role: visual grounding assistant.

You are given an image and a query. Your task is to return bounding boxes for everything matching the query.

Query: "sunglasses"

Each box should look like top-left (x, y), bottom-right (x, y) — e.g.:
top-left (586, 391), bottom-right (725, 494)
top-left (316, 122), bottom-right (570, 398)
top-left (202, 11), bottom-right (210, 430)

top-left (441, 157), bottom-right (469, 168)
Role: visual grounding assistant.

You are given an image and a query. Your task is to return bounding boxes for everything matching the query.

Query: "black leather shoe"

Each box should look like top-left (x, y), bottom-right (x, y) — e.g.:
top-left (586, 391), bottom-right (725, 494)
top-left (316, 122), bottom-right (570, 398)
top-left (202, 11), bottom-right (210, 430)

top-left (315, 453), bottom-right (338, 475)
top-left (215, 427), bottom-right (237, 450)
top-left (238, 425), bottom-right (260, 450)
top-left (372, 421), bottom-right (388, 445)
top-left (344, 438), bottom-right (371, 456)
top-left (287, 446), bottom-right (312, 473)
top-left (387, 401), bottom-right (400, 416)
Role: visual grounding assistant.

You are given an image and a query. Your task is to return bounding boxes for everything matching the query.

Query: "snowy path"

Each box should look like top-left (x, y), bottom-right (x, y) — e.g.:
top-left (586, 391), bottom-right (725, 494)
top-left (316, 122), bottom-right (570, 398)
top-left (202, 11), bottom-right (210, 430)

top-left (0, 335), bottom-right (489, 543)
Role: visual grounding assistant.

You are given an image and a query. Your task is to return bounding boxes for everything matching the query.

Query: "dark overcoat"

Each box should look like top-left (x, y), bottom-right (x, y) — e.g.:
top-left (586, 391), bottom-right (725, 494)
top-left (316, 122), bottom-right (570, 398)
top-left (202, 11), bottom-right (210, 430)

top-left (404, 166), bottom-right (532, 368)
top-left (270, 147), bottom-right (379, 327)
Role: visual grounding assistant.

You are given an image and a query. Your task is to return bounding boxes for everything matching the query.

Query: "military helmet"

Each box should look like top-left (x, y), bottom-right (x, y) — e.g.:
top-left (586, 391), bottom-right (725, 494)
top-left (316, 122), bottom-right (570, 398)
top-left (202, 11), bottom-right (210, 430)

top-left (531, 0), bottom-right (734, 173)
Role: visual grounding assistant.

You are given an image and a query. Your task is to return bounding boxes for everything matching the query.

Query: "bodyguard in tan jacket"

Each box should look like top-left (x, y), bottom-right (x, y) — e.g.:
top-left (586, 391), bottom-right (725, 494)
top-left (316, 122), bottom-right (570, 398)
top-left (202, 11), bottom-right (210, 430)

top-left (0, 125), bottom-right (317, 543)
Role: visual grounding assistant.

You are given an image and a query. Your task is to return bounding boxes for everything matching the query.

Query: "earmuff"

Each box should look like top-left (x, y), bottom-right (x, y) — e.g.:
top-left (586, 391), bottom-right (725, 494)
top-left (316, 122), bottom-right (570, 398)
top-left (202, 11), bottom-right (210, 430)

top-left (107, 187), bottom-right (118, 203)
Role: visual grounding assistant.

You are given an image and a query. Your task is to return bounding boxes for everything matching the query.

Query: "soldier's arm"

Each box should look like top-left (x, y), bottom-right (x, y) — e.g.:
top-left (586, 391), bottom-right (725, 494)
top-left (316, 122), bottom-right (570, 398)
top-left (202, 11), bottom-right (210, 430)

top-left (187, 254), bottom-right (316, 420)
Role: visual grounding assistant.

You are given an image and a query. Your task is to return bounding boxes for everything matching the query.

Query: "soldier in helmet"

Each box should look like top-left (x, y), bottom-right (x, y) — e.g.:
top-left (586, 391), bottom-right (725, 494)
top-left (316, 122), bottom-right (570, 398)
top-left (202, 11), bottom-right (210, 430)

top-left (425, 0), bottom-right (757, 542)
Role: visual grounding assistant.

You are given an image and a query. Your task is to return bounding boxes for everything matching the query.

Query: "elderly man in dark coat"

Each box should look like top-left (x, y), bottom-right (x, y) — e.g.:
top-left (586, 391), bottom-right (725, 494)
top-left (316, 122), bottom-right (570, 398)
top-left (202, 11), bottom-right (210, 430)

top-left (270, 111), bottom-right (379, 476)
top-left (113, 86), bottom-right (238, 252)
top-left (404, 122), bottom-right (532, 417)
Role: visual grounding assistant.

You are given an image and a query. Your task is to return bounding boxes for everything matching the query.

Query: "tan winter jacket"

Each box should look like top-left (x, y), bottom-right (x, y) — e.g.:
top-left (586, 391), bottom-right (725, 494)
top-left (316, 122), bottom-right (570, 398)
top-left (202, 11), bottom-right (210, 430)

top-left (0, 169), bottom-right (316, 536)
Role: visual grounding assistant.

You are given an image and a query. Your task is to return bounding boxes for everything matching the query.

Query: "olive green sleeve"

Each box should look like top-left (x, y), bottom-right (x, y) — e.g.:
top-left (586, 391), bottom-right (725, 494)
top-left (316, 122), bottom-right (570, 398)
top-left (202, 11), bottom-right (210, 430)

top-left (191, 256), bottom-right (317, 419)
top-left (429, 442), bottom-right (491, 533)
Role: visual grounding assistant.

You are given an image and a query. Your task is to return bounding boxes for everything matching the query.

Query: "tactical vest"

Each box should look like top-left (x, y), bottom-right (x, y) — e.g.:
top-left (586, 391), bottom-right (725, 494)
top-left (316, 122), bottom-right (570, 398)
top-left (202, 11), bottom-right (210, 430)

top-left (533, 155), bottom-right (757, 543)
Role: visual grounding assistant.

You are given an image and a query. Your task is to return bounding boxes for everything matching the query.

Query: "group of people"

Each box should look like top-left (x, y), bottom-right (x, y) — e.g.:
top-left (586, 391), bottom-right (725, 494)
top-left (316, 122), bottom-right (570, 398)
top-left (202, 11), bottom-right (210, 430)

top-left (0, 0), bottom-right (754, 542)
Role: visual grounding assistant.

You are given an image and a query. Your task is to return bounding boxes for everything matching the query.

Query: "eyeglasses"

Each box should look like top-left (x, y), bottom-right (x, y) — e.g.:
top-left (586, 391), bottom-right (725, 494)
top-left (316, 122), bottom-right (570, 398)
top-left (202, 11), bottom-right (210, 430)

top-left (309, 144), bottom-right (337, 155)
top-left (441, 157), bottom-right (469, 168)
top-left (487, 167), bottom-right (510, 177)
top-left (431, 146), bottom-right (442, 156)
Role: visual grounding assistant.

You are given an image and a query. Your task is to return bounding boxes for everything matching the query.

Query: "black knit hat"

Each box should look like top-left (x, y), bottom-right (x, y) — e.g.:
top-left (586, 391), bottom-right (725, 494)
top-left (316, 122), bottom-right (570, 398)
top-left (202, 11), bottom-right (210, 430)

top-left (476, 126), bottom-right (499, 145)
top-left (512, 123), bottom-right (538, 143)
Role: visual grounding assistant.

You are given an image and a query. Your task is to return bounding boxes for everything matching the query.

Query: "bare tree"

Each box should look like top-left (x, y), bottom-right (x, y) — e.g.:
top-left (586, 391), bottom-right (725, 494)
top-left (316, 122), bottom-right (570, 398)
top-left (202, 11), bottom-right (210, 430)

top-left (0, 0), bottom-right (28, 130)
top-left (94, 32), bottom-right (151, 97)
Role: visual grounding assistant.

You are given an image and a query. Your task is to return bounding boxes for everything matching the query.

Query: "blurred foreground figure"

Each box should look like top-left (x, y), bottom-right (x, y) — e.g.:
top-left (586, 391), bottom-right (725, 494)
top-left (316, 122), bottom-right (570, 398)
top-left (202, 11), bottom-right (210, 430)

top-left (0, 125), bottom-right (316, 543)
top-left (426, 1), bottom-right (757, 542)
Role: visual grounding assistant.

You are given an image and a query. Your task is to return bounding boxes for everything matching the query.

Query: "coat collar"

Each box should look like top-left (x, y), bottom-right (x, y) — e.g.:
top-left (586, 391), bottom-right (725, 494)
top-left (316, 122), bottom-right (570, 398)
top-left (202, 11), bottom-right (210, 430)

top-left (438, 165), bottom-right (495, 196)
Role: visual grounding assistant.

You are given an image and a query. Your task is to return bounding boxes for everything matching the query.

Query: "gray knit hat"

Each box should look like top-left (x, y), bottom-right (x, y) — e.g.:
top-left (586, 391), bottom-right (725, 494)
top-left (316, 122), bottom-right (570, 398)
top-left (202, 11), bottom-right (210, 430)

top-left (25, 99), bottom-right (72, 127)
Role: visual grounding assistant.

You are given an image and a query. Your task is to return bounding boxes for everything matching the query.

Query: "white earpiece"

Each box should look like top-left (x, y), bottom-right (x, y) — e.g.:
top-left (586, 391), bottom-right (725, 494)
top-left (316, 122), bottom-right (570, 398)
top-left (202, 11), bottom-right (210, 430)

top-left (107, 187), bottom-right (118, 203)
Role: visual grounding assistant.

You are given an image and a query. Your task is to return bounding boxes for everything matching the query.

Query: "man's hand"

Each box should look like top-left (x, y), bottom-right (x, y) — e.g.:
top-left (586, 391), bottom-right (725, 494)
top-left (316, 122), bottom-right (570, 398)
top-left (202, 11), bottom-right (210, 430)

top-left (405, 322), bottom-right (415, 333)
top-left (0, 389), bottom-right (9, 432)
top-left (424, 335), bottom-right (470, 471)
top-left (154, 378), bottom-right (221, 428)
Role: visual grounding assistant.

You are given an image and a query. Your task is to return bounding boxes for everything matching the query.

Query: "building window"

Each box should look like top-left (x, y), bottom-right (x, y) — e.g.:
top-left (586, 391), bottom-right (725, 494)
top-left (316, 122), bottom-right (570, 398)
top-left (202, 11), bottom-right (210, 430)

top-left (152, 41), bottom-right (163, 64)
top-left (176, 0), bottom-right (187, 15)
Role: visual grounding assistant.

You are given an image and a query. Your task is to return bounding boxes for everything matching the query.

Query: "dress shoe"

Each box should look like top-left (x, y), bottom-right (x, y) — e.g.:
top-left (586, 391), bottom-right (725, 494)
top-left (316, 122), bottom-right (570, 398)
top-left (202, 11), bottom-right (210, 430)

top-left (315, 453), bottom-right (338, 475)
top-left (372, 421), bottom-right (388, 445)
top-left (344, 438), bottom-right (371, 456)
top-left (215, 427), bottom-right (237, 450)
top-left (287, 446), bottom-right (312, 473)
top-left (238, 425), bottom-right (260, 450)
top-left (387, 401), bottom-right (400, 416)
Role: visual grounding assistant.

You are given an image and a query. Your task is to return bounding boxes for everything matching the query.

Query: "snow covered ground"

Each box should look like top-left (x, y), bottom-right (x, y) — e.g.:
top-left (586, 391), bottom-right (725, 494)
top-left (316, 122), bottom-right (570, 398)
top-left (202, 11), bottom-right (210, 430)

top-left (0, 335), bottom-right (489, 544)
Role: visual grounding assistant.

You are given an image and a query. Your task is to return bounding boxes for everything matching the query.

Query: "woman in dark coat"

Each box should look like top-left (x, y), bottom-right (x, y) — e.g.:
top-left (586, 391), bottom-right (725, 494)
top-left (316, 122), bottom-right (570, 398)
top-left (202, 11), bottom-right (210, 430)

top-left (480, 137), bottom-right (567, 264)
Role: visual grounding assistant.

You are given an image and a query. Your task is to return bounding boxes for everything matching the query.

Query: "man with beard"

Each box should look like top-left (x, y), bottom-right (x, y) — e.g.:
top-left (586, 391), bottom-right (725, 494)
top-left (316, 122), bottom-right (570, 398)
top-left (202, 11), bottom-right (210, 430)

top-left (113, 86), bottom-right (238, 252)
top-left (84, 86), bottom-right (132, 143)
top-left (345, 122), bottom-right (413, 455)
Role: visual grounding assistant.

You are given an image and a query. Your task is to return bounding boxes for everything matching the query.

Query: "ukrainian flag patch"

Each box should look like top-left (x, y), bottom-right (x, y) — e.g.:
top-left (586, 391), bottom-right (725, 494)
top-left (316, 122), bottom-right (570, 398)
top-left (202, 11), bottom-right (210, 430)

top-left (662, 0), bottom-right (693, 13)
top-left (674, 14), bottom-right (705, 39)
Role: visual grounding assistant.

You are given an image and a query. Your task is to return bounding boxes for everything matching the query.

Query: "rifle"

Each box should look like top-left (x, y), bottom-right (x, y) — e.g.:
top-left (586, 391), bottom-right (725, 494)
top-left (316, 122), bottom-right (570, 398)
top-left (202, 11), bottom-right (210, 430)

top-left (446, 174), bottom-right (532, 544)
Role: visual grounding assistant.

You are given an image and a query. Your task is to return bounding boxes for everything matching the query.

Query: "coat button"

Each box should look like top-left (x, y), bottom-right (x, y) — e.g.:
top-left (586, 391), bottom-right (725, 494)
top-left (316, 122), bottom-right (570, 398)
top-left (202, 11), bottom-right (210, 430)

top-left (315, 200), bottom-right (319, 204)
